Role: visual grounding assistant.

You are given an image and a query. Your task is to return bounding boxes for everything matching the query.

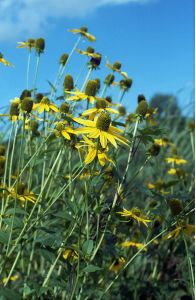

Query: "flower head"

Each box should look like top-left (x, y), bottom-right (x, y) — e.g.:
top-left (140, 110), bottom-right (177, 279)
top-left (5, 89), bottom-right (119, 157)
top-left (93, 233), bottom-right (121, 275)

top-left (109, 257), bottom-right (125, 273)
top-left (68, 27), bottom-right (96, 42)
top-left (0, 52), bottom-right (12, 66)
top-left (73, 112), bottom-right (129, 149)
top-left (33, 97), bottom-right (59, 114)
top-left (117, 207), bottom-right (151, 227)
top-left (17, 39), bottom-right (35, 51)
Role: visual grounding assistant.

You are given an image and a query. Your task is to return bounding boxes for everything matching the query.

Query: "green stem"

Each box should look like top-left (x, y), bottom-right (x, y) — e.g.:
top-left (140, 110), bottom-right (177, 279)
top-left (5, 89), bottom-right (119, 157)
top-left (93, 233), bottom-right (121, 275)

top-left (26, 51), bottom-right (31, 89)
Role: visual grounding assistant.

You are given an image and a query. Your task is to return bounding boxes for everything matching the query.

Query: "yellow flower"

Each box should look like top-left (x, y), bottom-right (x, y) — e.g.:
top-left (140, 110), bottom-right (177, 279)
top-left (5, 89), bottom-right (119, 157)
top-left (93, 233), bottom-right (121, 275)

top-left (109, 257), bottom-right (125, 273)
top-left (0, 53), bottom-right (12, 66)
top-left (66, 89), bottom-right (96, 104)
top-left (146, 180), bottom-right (169, 195)
top-left (81, 98), bottom-right (119, 120)
top-left (117, 207), bottom-right (151, 227)
top-left (106, 60), bottom-right (128, 78)
top-left (76, 135), bottom-right (114, 166)
top-left (73, 112), bottom-right (129, 149)
top-left (163, 223), bottom-right (195, 240)
top-left (120, 240), bottom-right (147, 251)
top-left (2, 274), bottom-right (19, 284)
top-left (10, 183), bottom-right (36, 204)
top-left (154, 138), bottom-right (171, 147)
top-left (168, 168), bottom-right (186, 178)
top-left (54, 121), bottom-right (75, 140)
top-left (64, 169), bottom-right (99, 180)
top-left (17, 39), bottom-right (35, 51)
top-left (33, 97), bottom-right (59, 114)
top-left (63, 249), bottom-right (78, 260)
top-left (76, 49), bottom-right (100, 58)
top-left (165, 157), bottom-right (187, 165)
top-left (68, 27), bottom-right (96, 42)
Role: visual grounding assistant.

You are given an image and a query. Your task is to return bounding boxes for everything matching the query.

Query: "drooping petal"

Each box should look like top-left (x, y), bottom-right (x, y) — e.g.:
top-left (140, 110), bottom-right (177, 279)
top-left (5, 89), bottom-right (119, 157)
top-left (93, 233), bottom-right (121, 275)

top-left (85, 148), bottom-right (97, 164)
top-left (62, 130), bottom-right (71, 140)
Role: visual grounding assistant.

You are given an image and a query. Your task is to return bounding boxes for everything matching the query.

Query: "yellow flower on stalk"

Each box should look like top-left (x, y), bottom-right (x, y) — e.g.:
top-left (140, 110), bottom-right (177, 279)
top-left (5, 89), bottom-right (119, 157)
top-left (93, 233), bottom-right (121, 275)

top-left (17, 39), bottom-right (35, 51)
top-left (2, 275), bottom-right (19, 284)
top-left (10, 183), bottom-right (36, 204)
top-left (120, 241), bottom-right (147, 251)
top-left (154, 138), bottom-right (172, 147)
top-left (165, 157), bottom-right (187, 165)
top-left (63, 249), bottom-right (78, 260)
top-left (54, 121), bottom-right (75, 140)
top-left (109, 257), bottom-right (125, 273)
top-left (73, 112), bottom-right (129, 149)
top-left (0, 53), bottom-right (12, 66)
top-left (117, 207), bottom-right (151, 227)
top-left (33, 97), bottom-right (59, 114)
top-left (68, 27), bottom-right (96, 42)
top-left (81, 98), bottom-right (119, 120)
top-left (168, 168), bottom-right (186, 178)
top-left (76, 135), bottom-right (114, 166)
top-left (106, 60), bottom-right (128, 78)
top-left (77, 49), bottom-right (100, 59)
top-left (66, 89), bottom-right (96, 104)
top-left (146, 180), bottom-right (169, 195)
top-left (163, 223), bottom-right (195, 240)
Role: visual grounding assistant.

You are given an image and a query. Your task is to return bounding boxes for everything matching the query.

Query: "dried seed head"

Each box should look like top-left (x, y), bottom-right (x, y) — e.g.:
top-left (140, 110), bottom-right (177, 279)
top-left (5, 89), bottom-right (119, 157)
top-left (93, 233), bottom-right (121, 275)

top-left (85, 80), bottom-right (97, 96)
top-left (0, 156), bottom-right (6, 168)
top-left (96, 112), bottom-right (111, 131)
top-left (17, 182), bottom-right (26, 195)
top-left (89, 53), bottom-right (101, 69)
top-left (0, 145), bottom-right (6, 156)
top-left (30, 121), bottom-right (39, 133)
top-left (118, 106), bottom-right (126, 116)
top-left (136, 100), bottom-right (148, 117)
top-left (9, 102), bottom-right (19, 117)
top-left (21, 97), bottom-right (33, 113)
top-left (59, 53), bottom-right (69, 66)
top-left (20, 89), bottom-right (31, 100)
top-left (36, 93), bottom-right (44, 103)
top-left (148, 143), bottom-right (161, 156)
top-left (120, 78), bottom-right (132, 90)
top-left (137, 94), bottom-right (146, 103)
top-left (113, 61), bottom-right (121, 70)
top-left (105, 96), bottom-right (112, 103)
top-left (35, 38), bottom-right (45, 54)
top-left (96, 99), bottom-right (107, 109)
top-left (80, 26), bottom-right (88, 33)
top-left (169, 198), bottom-right (183, 216)
top-left (60, 103), bottom-right (70, 114)
top-left (86, 46), bottom-right (94, 53)
top-left (64, 75), bottom-right (74, 91)
top-left (104, 74), bottom-right (115, 86)
top-left (94, 78), bottom-right (101, 91)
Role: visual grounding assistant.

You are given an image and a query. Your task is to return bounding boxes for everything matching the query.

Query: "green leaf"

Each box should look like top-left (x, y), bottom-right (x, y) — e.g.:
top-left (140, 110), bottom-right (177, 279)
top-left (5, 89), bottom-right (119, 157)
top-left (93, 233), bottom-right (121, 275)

top-left (82, 240), bottom-right (94, 256)
top-left (0, 231), bottom-right (9, 244)
top-left (82, 264), bottom-right (102, 273)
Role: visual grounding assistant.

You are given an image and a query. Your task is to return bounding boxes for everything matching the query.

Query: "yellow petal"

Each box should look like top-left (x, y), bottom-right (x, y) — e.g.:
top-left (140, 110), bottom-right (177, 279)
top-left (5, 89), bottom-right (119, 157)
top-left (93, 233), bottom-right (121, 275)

top-left (85, 148), bottom-right (97, 164)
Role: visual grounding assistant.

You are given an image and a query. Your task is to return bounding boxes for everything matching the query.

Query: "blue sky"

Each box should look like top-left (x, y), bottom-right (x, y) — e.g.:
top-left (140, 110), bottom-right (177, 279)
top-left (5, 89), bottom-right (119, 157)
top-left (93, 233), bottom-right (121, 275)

top-left (0, 0), bottom-right (194, 115)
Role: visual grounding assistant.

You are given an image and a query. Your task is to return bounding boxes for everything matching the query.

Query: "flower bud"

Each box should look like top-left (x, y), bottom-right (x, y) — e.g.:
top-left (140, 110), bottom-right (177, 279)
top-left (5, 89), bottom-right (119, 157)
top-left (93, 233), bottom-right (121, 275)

top-left (9, 102), bottom-right (19, 117)
top-left (36, 93), bottom-right (44, 103)
top-left (168, 199), bottom-right (183, 216)
top-left (59, 53), bottom-right (69, 66)
top-left (21, 97), bottom-right (33, 113)
top-left (20, 89), bottom-right (31, 100)
top-left (85, 80), bottom-right (97, 96)
top-left (96, 112), bottom-right (111, 131)
top-left (136, 100), bottom-right (148, 117)
top-left (60, 103), bottom-right (70, 114)
top-left (96, 99), bottom-right (107, 109)
top-left (104, 74), bottom-right (115, 86)
top-left (148, 143), bottom-right (161, 156)
top-left (94, 78), bottom-right (101, 92)
top-left (138, 94), bottom-right (146, 103)
top-left (118, 106), bottom-right (126, 116)
top-left (35, 38), bottom-right (45, 54)
top-left (113, 61), bottom-right (121, 70)
top-left (86, 46), bottom-right (94, 53)
top-left (80, 26), bottom-right (88, 33)
top-left (64, 75), bottom-right (74, 91)
top-left (89, 53), bottom-right (101, 69)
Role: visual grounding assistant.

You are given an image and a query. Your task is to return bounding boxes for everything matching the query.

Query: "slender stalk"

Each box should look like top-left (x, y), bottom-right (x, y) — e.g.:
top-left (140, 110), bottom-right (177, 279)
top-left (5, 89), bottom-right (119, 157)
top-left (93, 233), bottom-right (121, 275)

top-left (26, 51), bottom-right (31, 89)
top-left (33, 55), bottom-right (40, 98)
